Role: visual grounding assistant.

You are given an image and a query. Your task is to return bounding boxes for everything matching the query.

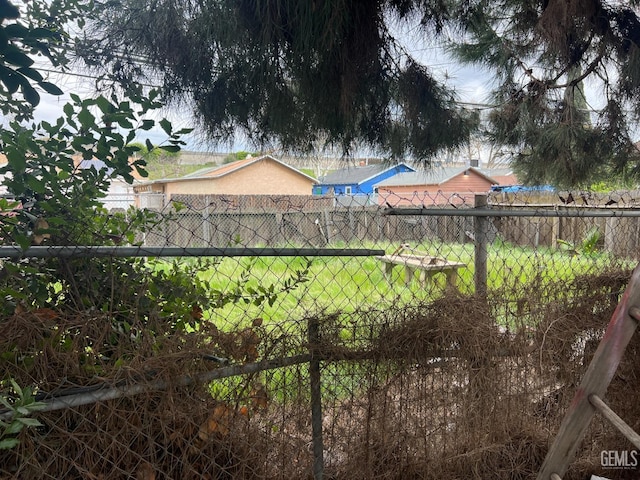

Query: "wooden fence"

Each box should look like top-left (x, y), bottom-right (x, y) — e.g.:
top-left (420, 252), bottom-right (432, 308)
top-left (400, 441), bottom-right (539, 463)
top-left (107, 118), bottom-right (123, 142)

top-left (141, 194), bottom-right (640, 260)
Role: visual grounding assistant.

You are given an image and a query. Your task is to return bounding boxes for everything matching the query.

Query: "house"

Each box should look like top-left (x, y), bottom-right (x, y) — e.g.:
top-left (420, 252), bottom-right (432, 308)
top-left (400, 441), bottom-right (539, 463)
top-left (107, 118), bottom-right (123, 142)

top-left (0, 154), bottom-right (143, 211)
top-left (375, 166), bottom-right (498, 207)
top-left (133, 155), bottom-right (317, 203)
top-left (73, 158), bottom-right (141, 211)
top-left (314, 162), bottom-right (415, 206)
top-left (484, 168), bottom-right (518, 187)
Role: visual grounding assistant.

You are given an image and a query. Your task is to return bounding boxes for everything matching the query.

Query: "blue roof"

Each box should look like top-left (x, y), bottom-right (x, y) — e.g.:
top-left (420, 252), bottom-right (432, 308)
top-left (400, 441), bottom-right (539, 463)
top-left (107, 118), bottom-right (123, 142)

top-left (319, 163), bottom-right (415, 185)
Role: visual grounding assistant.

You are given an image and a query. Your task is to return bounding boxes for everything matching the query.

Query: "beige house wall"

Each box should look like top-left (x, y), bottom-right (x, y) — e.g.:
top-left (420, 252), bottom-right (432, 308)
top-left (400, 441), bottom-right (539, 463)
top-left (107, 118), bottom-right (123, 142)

top-left (139, 157), bottom-right (315, 199)
top-left (208, 158), bottom-right (313, 195)
top-left (164, 178), bottom-right (218, 196)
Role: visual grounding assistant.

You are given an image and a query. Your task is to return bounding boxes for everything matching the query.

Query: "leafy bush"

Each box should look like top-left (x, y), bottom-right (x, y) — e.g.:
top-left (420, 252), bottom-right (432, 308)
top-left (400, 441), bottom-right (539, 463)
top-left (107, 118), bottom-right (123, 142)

top-left (0, 380), bottom-right (44, 450)
top-left (0, 0), bottom-right (312, 450)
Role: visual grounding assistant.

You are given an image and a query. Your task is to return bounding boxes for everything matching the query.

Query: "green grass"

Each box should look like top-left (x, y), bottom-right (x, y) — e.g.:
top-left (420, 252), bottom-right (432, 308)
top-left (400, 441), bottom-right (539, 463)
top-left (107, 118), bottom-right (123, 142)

top-left (299, 168), bottom-right (317, 179)
top-left (153, 240), bottom-right (633, 405)
top-left (179, 239), bottom-right (629, 331)
top-left (143, 162), bottom-right (218, 180)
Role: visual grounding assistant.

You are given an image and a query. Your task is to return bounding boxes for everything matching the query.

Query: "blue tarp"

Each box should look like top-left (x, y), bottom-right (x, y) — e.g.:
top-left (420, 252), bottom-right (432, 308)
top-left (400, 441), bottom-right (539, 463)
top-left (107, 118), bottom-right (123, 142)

top-left (491, 184), bottom-right (555, 193)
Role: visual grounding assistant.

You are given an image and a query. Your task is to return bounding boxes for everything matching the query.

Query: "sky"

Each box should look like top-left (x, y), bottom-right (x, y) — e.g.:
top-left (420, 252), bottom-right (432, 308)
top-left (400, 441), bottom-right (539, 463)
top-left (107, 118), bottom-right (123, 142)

top-left (30, 63), bottom-right (208, 152)
top-left (31, 62), bottom-right (497, 158)
top-left (11, 4), bottom-right (623, 168)
top-left (23, 16), bottom-right (500, 157)
top-left (33, 15), bottom-right (618, 166)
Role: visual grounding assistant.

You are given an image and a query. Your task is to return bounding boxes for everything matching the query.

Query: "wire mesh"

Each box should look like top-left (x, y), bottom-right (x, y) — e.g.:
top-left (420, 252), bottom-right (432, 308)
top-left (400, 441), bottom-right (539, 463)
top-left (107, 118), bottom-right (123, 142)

top-left (1, 189), bottom-right (639, 479)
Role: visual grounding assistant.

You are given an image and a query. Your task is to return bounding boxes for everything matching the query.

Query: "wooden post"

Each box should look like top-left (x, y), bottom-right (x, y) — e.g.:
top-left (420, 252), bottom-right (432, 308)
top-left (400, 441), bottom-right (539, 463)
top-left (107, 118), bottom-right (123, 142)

top-left (604, 216), bottom-right (616, 256)
top-left (323, 210), bottom-right (333, 245)
top-left (203, 195), bottom-right (211, 245)
top-left (551, 216), bottom-right (560, 249)
top-left (537, 264), bottom-right (640, 480)
top-left (348, 209), bottom-right (355, 242)
top-left (308, 316), bottom-right (324, 480)
top-left (275, 212), bottom-right (284, 244)
top-left (474, 194), bottom-right (488, 297)
top-left (588, 394), bottom-right (640, 449)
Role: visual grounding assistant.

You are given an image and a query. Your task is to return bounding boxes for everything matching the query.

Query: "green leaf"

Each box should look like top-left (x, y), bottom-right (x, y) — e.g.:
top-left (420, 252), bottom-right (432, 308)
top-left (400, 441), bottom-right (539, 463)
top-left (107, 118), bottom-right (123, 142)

top-left (77, 108), bottom-right (96, 128)
top-left (5, 421), bottom-right (23, 434)
top-left (4, 24), bottom-right (30, 39)
top-left (145, 139), bottom-right (154, 152)
top-left (140, 119), bottom-right (154, 131)
top-left (159, 145), bottom-right (180, 153)
top-left (159, 118), bottom-right (172, 135)
top-left (21, 82), bottom-right (40, 107)
top-left (0, 2), bottom-right (20, 21)
top-left (0, 28), bottom-right (8, 51)
top-left (0, 438), bottom-right (19, 450)
top-left (63, 102), bottom-right (74, 118)
top-left (29, 27), bottom-right (58, 40)
top-left (26, 175), bottom-right (45, 194)
top-left (0, 396), bottom-right (11, 409)
top-left (39, 81), bottom-right (63, 96)
top-left (116, 118), bottom-right (133, 129)
top-left (10, 379), bottom-right (22, 398)
top-left (17, 67), bottom-right (43, 82)
top-left (95, 96), bottom-right (114, 114)
top-left (3, 46), bottom-right (34, 67)
top-left (0, 67), bottom-right (19, 93)
top-left (16, 418), bottom-right (42, 427)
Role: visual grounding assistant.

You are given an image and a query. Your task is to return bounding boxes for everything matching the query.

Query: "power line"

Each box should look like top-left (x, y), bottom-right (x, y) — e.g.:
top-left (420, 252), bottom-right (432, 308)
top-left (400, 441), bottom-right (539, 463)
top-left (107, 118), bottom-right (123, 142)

top-left (36, 67), bottom-right (162, 89)
top-left (31, 66), bottom-right (636, 116)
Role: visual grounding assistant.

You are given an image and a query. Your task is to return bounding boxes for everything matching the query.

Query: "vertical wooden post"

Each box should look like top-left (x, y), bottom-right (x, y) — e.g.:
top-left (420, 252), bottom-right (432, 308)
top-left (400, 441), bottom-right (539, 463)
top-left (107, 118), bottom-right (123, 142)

top-left (323, 210), bottom-right (333, 245)
top-left (474, 194), bottom-right (488, 297)
top-left (203, 195), bottom-right (211, 245)
top-left (348, 209), bottom-right (355, 243)
top-left (604, 216), bottom-right (616, 256)
top-left (537, 264), bottom-right (640, 480)
top-left (308, 316), bottom-right (324, 480)
top-left (275, 212), bottom-right (284, 244)
top-left (551, 216), bottom-right (560, 249)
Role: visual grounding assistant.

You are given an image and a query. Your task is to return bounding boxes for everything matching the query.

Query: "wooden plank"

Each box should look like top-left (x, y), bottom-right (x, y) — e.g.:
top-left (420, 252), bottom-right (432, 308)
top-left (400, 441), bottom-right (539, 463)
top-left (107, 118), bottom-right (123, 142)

top-left (376, 250), bottom-right (465, 289)
top-left (537, 264), bottom-right (640, 480)
top-left (589, 394), bottom-right (640, 450)
top-left (376, 255), bottom-right (465, 270)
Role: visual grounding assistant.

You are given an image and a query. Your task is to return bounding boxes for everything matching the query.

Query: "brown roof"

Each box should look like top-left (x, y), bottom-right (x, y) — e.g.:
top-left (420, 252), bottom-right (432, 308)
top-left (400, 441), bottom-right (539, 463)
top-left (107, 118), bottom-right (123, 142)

top-left (154, 155), bottom-right (316, 184)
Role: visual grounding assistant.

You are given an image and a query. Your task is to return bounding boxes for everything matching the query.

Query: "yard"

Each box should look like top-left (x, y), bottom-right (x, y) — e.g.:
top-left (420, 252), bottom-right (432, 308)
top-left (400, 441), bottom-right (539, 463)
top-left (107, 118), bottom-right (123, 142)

top-left (190, 239), bottom-right (631, 329)
top-left (1, 206), bottom-right (639, 480)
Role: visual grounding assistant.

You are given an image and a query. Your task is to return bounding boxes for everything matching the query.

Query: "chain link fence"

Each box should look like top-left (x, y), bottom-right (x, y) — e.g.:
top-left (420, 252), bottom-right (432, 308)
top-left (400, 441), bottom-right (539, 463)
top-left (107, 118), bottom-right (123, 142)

top-left (1, 189), bottom-right (639, 479)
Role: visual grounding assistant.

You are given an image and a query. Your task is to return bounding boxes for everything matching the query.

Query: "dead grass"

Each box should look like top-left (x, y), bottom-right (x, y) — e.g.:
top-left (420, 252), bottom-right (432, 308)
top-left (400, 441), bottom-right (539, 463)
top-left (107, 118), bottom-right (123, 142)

top-left (1, 268), bottom-right (637, 479)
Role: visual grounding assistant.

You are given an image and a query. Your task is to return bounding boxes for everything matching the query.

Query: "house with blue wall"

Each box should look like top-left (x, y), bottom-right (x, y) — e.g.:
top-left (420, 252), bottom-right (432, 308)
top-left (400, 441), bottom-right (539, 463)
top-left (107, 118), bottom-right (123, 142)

top-left (313, 163), bottom-right (415, 197)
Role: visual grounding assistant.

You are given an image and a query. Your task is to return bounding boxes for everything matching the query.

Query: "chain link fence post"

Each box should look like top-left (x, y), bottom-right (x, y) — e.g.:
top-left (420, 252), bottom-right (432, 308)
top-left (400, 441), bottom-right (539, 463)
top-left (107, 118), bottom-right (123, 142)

top-left (308, 315), bottom-right (324, 480)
